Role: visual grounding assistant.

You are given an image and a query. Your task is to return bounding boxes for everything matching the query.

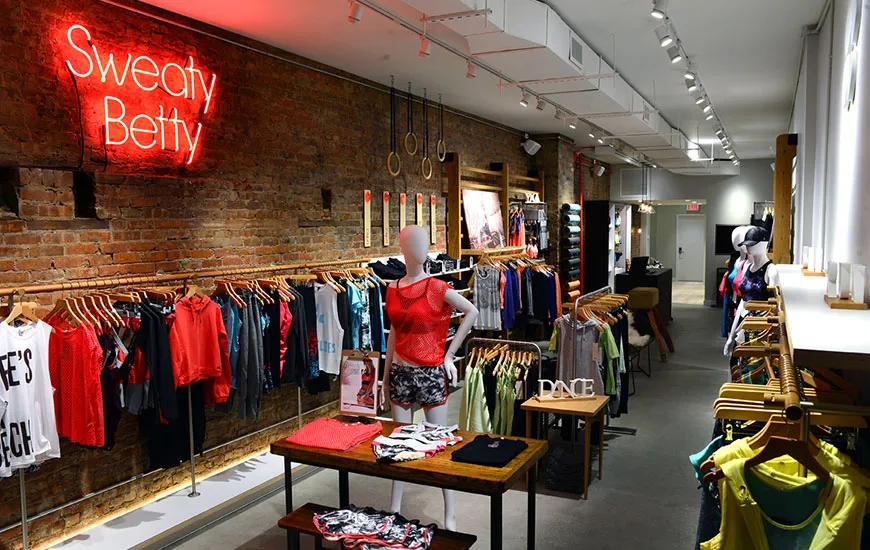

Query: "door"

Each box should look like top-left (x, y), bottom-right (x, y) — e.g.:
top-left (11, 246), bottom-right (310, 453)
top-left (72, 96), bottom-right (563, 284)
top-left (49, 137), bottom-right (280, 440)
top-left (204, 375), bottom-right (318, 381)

top-left (676, 214), bottom-right (705, 281)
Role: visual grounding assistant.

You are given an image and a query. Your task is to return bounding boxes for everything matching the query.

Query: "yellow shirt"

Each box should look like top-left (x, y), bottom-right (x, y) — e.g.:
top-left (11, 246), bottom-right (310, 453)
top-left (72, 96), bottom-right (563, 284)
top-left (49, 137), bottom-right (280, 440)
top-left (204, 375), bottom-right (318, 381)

top-left (701, 457), bottom-right (865, 550)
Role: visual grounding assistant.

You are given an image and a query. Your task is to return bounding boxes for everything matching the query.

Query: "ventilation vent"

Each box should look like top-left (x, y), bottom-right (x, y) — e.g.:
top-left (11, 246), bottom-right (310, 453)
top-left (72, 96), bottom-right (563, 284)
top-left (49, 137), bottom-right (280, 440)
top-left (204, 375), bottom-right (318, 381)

top-left (569, 32), bottom-right (584, 73)
top-left (642, 103), bottom-right (652, 123)
top-left (618, 168), bottom-right (645, 199)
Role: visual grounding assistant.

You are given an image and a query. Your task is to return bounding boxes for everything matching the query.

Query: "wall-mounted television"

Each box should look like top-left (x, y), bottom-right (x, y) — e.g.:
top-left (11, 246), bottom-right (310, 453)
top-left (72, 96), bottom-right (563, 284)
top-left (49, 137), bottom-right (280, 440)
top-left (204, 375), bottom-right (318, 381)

top-left (715, 224), bottom-right (740, 255)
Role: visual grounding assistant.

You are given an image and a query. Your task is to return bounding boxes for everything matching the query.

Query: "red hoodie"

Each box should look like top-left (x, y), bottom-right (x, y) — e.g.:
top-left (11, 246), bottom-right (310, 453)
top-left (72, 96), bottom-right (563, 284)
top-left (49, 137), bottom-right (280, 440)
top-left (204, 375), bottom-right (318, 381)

top-left (169, 296), bottom-right (231, 404)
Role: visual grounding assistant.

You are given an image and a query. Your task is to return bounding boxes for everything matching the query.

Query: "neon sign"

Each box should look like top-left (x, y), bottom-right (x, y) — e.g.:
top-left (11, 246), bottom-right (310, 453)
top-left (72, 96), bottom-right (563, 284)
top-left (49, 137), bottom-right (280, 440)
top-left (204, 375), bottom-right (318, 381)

top-left (63, 24), bottom-right (216, 165)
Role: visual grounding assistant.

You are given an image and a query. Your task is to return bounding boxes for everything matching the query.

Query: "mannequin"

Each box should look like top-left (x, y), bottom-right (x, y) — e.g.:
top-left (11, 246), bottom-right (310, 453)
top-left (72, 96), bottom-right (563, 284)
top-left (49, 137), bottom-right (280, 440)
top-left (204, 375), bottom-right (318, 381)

top-left (380, 225), bottom-right (479, 530)
top-left (721, 226), bottom-right (751, 337)
top-left (729, 226), bottom-right (751, 306)
top-left (724, 227), bottom-right (778, 356)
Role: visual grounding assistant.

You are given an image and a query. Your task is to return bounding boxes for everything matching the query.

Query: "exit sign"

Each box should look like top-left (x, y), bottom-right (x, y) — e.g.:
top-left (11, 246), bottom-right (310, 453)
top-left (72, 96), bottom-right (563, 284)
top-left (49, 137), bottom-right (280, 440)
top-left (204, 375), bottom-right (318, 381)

top-left (687, 202), bottom-right (699, 212)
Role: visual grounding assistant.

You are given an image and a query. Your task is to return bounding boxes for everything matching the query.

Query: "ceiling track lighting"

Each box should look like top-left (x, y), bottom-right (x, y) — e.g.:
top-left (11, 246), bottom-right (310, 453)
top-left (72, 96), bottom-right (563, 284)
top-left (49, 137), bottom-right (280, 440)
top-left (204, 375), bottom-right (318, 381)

top-left (694, 92), bottom-right (706, 105)
top-left (714, 127), bottom-right (725, 137)
top-left (667, 45), bottom-right (683, 64)
top-left (520, 91), bottom-right (530, 108)
top-left (465, 60), bottom-right (476, 79)
top-left (597, 137), bottom-right (605, 144)
top-left (732, 159), bottom-right (740, 166)
top-left (705, 113), bottom-right (715, 121)
top-left (702, 104), bottom-right (712, 113)
top-left (555, 109), bottom-right (565, 121)
top-left (685, 78), bottom-right (698, 93)
top-left (651, 0), bottom-right (669, 19)
top-left (568, 119), bottom-right (577, 130)
top-left (588, 132), bottom-right (596, 139)
top-left (655, 25), bottom-right (674, 48)
top-left (348, 0), bottom-right (363, 23)
top-left (536, 96), bottom-right (546, 111)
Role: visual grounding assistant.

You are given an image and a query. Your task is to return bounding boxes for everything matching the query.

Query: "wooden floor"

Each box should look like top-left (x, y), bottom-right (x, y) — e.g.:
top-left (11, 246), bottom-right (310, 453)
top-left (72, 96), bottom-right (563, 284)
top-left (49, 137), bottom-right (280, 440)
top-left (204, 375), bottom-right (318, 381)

top-left (672, 281), bottom-right (705, 305)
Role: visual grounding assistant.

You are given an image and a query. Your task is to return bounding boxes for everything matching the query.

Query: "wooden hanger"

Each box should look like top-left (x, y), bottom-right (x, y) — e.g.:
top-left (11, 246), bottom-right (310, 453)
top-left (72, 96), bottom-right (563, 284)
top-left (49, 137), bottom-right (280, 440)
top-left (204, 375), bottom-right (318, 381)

top-left (46, 298), bottom-right (82, 326)
top-left (704, 436), bottom-right (830, 485)
top-left (4, 300), bottom-right (39, 325)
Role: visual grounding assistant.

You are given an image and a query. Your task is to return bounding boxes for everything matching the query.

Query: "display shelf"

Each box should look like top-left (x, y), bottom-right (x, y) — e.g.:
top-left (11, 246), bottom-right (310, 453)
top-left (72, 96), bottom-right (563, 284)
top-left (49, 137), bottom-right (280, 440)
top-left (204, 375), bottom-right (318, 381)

top-left (778, 264), bottom-right (870, 370)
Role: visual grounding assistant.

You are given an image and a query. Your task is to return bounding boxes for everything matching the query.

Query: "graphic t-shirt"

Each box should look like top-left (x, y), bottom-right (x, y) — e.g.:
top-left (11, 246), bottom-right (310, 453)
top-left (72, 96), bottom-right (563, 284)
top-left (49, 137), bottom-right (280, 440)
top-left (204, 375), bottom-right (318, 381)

top-left (315, 284), bottom-right (345, 375)
top-left (0, 321), bottom-right (60, 477)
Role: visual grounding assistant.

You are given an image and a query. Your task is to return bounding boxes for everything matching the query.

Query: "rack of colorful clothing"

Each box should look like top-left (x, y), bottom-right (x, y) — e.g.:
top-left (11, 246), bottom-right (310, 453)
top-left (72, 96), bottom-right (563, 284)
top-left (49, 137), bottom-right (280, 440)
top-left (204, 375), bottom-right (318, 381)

top-left (0, 256), bottom-right (384, 547)
top-left (470, 251), bottom-right (560, 338)
top-left (694, 291), bottom-right (870, 549)
top-left (459, 338), bottom-right (542, 438)
top-left (548, 287), bottom-right (634, 423)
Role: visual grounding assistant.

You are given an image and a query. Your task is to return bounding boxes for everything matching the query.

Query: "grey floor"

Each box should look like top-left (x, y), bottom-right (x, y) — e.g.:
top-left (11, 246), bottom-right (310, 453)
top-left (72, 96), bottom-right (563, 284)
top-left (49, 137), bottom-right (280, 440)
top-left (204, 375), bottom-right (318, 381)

top-left (174, 305), bottom-right (726, 550)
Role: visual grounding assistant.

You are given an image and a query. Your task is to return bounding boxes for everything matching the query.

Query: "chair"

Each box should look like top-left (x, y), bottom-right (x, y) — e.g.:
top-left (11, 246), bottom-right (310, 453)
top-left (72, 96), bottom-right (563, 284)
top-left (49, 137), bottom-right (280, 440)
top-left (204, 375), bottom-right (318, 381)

top-left (627, 287), bottom-right (674, 362)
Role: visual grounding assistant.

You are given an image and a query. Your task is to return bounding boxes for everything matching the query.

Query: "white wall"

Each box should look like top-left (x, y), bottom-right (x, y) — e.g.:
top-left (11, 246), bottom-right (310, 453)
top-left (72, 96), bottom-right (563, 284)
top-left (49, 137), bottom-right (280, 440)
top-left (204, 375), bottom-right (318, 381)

top-left (613, 160), bottom-right (774, 304)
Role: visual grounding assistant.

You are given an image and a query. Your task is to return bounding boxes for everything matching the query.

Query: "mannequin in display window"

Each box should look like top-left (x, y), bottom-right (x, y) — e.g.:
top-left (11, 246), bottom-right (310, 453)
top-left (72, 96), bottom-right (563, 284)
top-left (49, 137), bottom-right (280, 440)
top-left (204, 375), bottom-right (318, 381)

top-left (724, 226), bottom-right (778, 356)
top-left (380, 225), bottom-right (479, 530)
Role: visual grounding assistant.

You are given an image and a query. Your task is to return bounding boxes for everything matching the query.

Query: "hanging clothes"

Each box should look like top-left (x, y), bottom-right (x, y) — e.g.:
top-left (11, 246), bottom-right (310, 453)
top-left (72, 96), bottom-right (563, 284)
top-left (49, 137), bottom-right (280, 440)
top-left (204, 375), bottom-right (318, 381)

top-left (237, 292), bottom-right (264, 420)
top-left (0, 321), bottom-right (60, 476)
top-left (169, 295), bottom-right (231, 405)
top-left (282, 287), bottom-right (311, 386)
top-left (459, 358), bottom-right (491, 433)
top-left (473, 266), bottom-right (502, 331)
top-left (556, 315), bottom-right (605, 396)
top-left (315, 283), bottom-right (345, 375)
top-left (385, 277), bottom-right (453, 367)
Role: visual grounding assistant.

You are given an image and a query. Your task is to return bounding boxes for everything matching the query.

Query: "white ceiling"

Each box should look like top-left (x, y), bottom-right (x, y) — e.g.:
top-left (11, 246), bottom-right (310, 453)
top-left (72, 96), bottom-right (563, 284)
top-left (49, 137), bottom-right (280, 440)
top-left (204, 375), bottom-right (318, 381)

top-left (138, 0), bottom-right (823, 164)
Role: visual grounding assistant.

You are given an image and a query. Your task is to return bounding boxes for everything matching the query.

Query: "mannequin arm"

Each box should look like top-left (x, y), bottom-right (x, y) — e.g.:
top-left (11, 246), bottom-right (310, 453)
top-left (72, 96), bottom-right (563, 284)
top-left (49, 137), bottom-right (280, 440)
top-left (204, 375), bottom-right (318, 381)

top-left (765, 264), bottom-right (779, 287)
top-left (724, 300), bottom-right (746, 356)
top-left (442, 289), bottom-right (479, 384)
top-left (379, 328), bottom-right (397, 410)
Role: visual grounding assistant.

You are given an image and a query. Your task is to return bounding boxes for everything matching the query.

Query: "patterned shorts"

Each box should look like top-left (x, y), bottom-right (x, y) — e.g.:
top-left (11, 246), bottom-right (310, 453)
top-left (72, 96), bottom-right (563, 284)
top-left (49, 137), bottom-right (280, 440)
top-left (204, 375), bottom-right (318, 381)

top-left (389, 363), bottom-right (448, 408)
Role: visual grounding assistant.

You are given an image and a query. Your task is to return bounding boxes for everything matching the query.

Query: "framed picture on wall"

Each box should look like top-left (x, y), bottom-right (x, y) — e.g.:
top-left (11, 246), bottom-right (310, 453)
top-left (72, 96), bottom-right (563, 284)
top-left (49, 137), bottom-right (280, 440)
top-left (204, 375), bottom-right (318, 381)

top-left (339, 351), bottom-right (380, 417)
top-left (461, 189), bottom-right (506, 249)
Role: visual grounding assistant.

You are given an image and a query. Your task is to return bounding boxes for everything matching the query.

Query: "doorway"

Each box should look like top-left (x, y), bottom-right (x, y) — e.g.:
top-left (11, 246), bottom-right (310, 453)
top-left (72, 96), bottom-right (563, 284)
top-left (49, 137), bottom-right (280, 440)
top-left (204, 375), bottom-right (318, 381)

top-left (675, 214), bottom-right (706, 305)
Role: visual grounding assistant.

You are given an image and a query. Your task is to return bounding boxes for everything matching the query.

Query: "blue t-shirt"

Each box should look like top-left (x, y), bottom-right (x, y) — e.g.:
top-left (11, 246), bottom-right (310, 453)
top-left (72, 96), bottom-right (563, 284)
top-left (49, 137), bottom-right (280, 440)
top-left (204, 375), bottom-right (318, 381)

top-left (347, 283), bottom-right (365, 349)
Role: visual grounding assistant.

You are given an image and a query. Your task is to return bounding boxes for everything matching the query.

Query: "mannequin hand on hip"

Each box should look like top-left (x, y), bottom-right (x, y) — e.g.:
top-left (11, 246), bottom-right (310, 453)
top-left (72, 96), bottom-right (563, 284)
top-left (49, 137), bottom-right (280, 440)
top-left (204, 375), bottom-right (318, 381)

top-left (723, 337), bottom-right (736, 357)
top-left (443, 354), bottom-right (458, 385)
top-left (379, 379), bottom-right (391, 412)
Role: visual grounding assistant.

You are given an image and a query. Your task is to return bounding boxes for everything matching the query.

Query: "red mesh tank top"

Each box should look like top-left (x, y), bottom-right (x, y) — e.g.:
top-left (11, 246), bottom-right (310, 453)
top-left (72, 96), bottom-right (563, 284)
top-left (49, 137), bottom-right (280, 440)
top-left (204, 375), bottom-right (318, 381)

top-left (386, 277), bottom-right (453, 367)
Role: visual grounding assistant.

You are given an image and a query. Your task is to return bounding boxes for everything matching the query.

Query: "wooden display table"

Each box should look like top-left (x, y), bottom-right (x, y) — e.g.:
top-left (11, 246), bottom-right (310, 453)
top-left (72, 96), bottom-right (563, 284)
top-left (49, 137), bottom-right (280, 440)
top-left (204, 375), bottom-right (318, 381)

top-left (270, 418), bottom-right (548, 550)
top-left (521, 395), bottom-right (609, 500)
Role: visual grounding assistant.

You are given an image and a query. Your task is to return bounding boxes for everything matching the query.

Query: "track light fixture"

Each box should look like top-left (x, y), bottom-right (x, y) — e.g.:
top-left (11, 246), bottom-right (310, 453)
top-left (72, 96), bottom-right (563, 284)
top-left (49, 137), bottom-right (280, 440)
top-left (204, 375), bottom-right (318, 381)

top-left (597, 137), bottom-right (605, 144)
top-left (714, 127), bottom-right (725, 137)
top-left (588, 132), bottom-right (596, 139)
top-left (684, 70), bottom-right (696, 81)
top-left (705, 113), bottom-right (715, 121)
top-left (685, 78), bottom-right (698, 93)
top-left (667, 45), bottom-right (683, 64)
top-left (536, 96), bottom-right (546, 111)
top-left (465, 61), bottom-right (476, 79)
top-left (419, 37), bottom-right (431, 57)
top-left (520, 91), bottom-right (530, 107)
top-left (655, 25), bottom-right (674, 48)
top-left (693, 92), bottom-right (705, 105)
top-left (651, 0), bottom-right (669, 19)
top-left (702, 104), bottom-right (712, 113)
top-left (555, 109), bottom-right (565, 120)
top-left (568, 119), bottom-right (577, 130)
top-left (348, 0), bottom-right (363, 23)
top-left (733, 159), bottom-right (740, 166)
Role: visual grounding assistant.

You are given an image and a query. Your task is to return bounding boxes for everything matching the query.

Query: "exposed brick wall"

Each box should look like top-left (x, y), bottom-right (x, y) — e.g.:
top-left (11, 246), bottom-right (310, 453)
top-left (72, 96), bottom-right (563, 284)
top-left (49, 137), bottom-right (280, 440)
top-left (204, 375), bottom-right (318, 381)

top-left (0, 0), bottom-right (536, 547)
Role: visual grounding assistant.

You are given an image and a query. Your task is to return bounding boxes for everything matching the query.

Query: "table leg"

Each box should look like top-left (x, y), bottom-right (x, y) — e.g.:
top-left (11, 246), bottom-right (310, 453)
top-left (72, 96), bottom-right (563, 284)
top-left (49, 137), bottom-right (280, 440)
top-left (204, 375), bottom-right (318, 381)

top-left (491, 493), bottom-right (503, 550)
top-left (314, 536), bottom-right (324, 550)
top-left (339, 469), bottom-right (350, 508)
top-left (527, 465), bottom-right (537, 550)
top-left (571, 415), bottom-right (577, 454)
top-left (525, 410), bottom-right (532, 439)
top-left (584, 415), bottom-right (592, 500)
top-left (598, 411), bottom-right (604, 480)
top-left (284, 457), bottom-right (299, 550)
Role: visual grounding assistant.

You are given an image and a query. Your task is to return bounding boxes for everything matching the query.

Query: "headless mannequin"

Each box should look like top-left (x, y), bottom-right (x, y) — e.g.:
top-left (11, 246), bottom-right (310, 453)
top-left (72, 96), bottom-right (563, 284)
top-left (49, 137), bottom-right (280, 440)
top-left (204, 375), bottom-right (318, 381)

top-left (380, 226), bottom-right (479, 530)
top-left (729, 226), bottom-right (751, 306)
top-left (724, 240), bottom-right (778, 356)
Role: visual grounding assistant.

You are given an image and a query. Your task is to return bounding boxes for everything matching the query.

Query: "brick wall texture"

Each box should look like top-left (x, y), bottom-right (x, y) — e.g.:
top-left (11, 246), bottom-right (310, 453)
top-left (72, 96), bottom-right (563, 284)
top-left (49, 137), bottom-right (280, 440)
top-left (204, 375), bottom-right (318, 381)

top-left (0, 0), bottom-right (541, 547)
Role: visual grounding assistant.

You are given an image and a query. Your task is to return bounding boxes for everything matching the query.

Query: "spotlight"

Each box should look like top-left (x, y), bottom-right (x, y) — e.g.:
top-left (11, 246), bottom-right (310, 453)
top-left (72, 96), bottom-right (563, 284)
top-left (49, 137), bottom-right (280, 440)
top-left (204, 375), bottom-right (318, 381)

top-left (694, 92), bottom-right (706, 105)
top-left (651, 0), bottom-right (669, 19)
top-left (597, 138), bottom-right (604, 144)
top-left (705, 113), bottom-right (715, 121)
top-left (555, 109), bottom-right (565, 120)
top-left (465, 61), bottom-right (476, 79)
top-left (522, 134), bottom-right (541, 155)
top-left (667, 45), bottom-right (683, 64)
top-left (655, 25), bottom-right (673, 48)
top-left (684, 69), bottom-right (696, 80)
top-left (348, 0), bottom-right (363, 23)
top-left (714, 126), bottom-right (725, 137)
top-left (419, 37), bottom-right (431, 57)
top-left (568, 119), bottom-right (577, 130)
top-left (588, 132), bottom-right (595, 139)
top-left (702, 104), bottom-right (712, 113)
top-left (733, 159), bottom-right (740, 166)
top-left (685, 78), bottom-right (698, 93)
top-left (536, 96), bottom-right (546, 111)
top-left (520, 91), bottom-right (530, 107)
top-left (595, 165), bottom-right (606, 177)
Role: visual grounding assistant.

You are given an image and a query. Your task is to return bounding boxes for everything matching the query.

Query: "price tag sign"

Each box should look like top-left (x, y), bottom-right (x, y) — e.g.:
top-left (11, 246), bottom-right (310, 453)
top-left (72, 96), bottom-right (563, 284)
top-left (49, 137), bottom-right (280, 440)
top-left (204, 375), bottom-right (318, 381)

top-left (430, 195), bottom-right (437, 244)
top-left (416, 193), bottom-right (424, 226)
top-left (363, 190), bottom-right (372, 248)
top-left (383, 192), bottom-right (391, 246)
top-left (400, 193), bottom-right (407, 231)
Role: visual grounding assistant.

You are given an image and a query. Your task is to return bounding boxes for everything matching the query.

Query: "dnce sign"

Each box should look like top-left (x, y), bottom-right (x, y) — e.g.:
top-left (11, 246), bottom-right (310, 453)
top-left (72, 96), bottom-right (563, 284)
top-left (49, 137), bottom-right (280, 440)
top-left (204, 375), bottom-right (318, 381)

top-left (63, 24), bottom-right (217, 165)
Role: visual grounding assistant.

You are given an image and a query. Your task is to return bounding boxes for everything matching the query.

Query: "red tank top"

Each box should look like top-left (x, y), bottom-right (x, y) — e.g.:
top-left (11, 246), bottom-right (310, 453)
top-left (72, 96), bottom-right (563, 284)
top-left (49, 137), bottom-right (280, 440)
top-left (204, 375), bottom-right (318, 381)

top-left (386, 277), bottom-right (453, 367)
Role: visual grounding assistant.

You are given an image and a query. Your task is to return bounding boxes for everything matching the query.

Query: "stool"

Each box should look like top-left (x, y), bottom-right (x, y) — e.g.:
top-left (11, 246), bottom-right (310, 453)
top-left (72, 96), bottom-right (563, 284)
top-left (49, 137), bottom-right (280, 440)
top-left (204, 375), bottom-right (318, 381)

top-left (280, 503), bottom-right (478, 550)
top-left (627, 287), bottom-right (674, 362)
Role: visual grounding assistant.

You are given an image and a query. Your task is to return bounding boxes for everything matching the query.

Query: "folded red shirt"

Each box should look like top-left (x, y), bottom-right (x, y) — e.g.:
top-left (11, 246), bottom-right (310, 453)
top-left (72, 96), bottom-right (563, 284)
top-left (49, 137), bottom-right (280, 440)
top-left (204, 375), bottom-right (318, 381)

top-left (287, 418), bottom-right (382, 451)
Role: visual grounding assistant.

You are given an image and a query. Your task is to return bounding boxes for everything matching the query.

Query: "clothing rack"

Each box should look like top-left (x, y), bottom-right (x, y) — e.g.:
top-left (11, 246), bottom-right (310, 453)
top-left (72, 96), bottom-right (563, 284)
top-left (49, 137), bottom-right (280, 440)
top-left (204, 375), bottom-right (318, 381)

top-left (465, 337), bottom-right (543, 382)
top-left (0, 257), bottom-right (375, 548)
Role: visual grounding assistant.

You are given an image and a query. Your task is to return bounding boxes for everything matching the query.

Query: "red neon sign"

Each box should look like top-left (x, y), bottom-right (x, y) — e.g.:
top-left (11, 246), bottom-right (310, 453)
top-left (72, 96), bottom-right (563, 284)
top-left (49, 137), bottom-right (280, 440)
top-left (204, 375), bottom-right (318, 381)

top-left (62, 24), bottom-right (216, 165)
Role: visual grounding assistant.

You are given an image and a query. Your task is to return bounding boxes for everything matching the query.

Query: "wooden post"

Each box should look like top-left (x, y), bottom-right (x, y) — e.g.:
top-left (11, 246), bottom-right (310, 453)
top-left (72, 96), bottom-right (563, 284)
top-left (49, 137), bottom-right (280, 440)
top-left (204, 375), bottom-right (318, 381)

top-left (500, 163), bottom-right (510, 242)
top-left (772, 133), bottom-right (798, 264)
top-left (446, 153), bottom-right (462, 260)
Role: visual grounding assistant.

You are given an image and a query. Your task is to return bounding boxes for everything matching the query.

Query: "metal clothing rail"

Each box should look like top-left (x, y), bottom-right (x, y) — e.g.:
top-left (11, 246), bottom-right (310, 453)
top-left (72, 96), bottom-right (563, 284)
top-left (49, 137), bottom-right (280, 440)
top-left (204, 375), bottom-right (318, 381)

top-left (465, 337), bottom-right (543, 383)
top-left (0, 257), bottom-right (371, 298)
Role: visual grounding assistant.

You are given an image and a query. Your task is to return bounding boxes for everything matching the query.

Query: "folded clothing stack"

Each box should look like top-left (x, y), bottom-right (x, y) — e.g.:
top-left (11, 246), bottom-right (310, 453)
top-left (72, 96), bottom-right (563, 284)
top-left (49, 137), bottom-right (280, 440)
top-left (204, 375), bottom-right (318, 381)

top-left (372, 422), bottom-right (462, 463)
top-left (286, 418), bottom-right (382, 451)
top-left (314, 506), bottom-right (437, 550)
top-left (369, 258), bottom-right (407, 280)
